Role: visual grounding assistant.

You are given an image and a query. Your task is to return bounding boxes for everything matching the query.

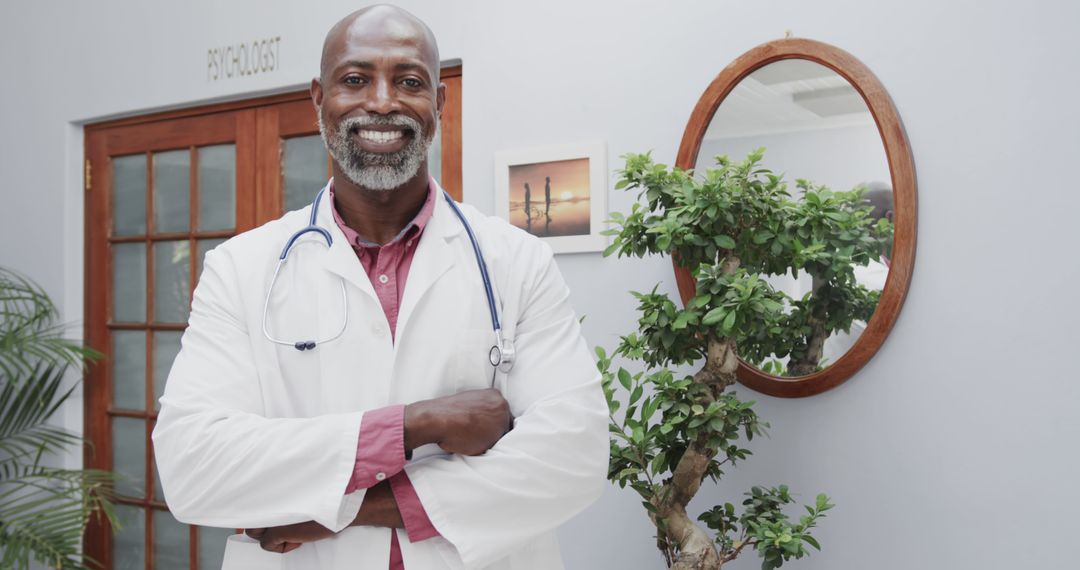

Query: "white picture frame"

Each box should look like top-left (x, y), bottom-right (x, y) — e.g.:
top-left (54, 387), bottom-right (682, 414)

top-left (494, 141), bottom-right (608, 254)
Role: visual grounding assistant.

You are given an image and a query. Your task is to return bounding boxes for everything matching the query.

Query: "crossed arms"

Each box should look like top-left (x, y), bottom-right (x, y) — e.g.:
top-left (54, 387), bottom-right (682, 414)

top-left (245, 388), bottom-right (514, 553)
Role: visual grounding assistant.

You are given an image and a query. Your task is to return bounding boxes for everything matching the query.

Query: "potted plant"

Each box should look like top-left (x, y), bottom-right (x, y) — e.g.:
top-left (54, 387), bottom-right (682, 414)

top-left (0, 268), bottom-right (116, 569)
top-left (599, 149), bottom-right (891, 569)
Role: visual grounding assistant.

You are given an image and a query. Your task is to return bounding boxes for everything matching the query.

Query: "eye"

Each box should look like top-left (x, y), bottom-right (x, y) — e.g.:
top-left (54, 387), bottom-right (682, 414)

top-left (401, 77), bottom-right (423, 88)
top-left (343, 74), bottom-right (365, 86)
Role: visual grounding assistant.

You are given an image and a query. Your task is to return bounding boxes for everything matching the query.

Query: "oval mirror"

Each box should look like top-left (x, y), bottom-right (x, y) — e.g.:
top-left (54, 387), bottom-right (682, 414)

top-left (673, 38), bottom-right (916, 397)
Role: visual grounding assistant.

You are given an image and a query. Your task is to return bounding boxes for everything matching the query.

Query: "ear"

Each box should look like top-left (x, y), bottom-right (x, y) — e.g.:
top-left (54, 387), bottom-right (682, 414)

top-left (310, 77), bottom-right (323, 109)
top-left (436, 82), bottom-right (446, 116)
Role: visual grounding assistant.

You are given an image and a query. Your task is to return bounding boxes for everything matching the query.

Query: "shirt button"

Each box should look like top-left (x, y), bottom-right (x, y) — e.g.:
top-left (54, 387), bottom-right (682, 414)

top-left (375, 472), bottom-right (387, 481)
top-left (378, 274), bottom-right (389, 284)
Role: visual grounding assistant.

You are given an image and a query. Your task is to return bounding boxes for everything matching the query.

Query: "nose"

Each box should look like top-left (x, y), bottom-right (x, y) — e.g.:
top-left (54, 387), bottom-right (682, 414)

top-left (361, 76), bottom-right (399, 115)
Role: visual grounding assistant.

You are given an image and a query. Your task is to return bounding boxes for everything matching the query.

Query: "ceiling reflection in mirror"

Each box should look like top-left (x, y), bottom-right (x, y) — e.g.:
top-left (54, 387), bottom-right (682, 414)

top-left (695, 59), bottom-right (893, 378)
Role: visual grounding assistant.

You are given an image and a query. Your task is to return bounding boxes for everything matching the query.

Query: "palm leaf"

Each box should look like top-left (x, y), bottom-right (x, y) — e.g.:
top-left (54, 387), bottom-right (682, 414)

top-left (0, 267), bottom-right (116, 569)
top-left (0, 362), bottom-right (84, 476)
top-left (0, 468), bottom-right (116, 570)
top-left (0, 268), bottom-right (99, 380)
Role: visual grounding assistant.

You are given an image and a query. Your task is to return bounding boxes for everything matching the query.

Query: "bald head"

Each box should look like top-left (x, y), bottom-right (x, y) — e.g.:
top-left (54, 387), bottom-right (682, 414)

top-left (320, 5), bottom-right (440, 84)
top-left (861, 181), bottom-right (894, 223)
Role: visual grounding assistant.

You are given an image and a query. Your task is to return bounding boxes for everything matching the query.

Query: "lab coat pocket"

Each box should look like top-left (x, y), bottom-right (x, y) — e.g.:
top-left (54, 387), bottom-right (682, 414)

top-left (448, 328), bottom-right (496, 393)
top-left (220, 534), bottom-right (284, 570)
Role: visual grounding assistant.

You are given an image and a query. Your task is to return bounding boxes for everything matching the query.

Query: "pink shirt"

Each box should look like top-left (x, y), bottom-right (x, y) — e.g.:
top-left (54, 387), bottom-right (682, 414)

top-left (331, 180), bottom-right (441, 569)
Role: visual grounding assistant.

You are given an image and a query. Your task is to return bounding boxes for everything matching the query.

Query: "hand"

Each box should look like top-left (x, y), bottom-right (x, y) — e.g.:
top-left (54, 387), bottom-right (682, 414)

top-left (405, 388), bottom-right (512, 456)
top-left (245, 521), bottom-right (334, 554)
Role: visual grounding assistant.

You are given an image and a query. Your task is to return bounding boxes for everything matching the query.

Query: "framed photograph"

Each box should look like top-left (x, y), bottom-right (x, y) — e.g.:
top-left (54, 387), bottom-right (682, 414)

top-left (494, 142), bottom-right (608, 254)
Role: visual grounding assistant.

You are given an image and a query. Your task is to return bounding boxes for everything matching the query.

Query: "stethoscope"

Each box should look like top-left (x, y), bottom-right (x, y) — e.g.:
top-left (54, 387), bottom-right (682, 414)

top-left (261, 182), bottom-right (516, 375)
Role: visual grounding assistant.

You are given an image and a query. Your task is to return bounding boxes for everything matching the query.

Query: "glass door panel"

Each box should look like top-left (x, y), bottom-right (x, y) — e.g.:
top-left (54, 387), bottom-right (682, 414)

top-left (153, 511), bottom-right (190, 570)
top-left (197, 144), bottom-right (237, 232)
top-left (111, 330), bottom-right (146, 410)
top-left (282, 134), bottom-right (329, 212)
top-left (112, 155), bottom-right (147, 236)
top-left (152, 150), bottom-right (190, 234)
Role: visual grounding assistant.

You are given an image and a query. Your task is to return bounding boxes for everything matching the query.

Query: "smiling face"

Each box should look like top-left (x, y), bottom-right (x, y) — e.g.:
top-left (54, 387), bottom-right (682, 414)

top-left (313, 7), bottom-right (445, 191)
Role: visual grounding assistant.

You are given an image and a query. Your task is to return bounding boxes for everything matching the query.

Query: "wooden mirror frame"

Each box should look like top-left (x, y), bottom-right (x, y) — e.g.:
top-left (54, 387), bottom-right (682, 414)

top-left (673, 38), bottom-right (917, 397)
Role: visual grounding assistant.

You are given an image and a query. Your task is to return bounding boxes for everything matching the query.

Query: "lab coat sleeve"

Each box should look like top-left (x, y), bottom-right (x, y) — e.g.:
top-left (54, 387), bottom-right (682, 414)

top-left (151, 247), bottom-right (366, 532)
top-left (403, 244), bottom-right (609, 568)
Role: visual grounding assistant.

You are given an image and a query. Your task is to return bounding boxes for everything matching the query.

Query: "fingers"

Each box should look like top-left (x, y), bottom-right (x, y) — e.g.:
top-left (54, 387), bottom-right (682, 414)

top-left (258, 531), bottom-right (295, 553)
top-left (245, 527), bottom-right (266, 540)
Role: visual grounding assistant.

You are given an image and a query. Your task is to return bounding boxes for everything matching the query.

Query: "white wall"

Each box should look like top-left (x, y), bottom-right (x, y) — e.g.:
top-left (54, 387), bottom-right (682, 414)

top-left (2, 1), bottom-right (1078, 568)
top-left (699, 124), bottom-right (890, 195)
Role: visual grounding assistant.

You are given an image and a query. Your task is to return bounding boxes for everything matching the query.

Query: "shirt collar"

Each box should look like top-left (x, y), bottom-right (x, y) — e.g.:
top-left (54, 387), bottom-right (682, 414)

top-left (329, 178), bottom-right (439, 249)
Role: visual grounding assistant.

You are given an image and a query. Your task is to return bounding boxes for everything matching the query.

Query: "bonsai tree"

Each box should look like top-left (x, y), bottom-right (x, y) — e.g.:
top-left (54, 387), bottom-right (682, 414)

top-left (0, 268), bottom-right (116, 569)
top-left (739, 177), bottom-right (892, 376)
top-left (597, 148), bottom-right (887, 569)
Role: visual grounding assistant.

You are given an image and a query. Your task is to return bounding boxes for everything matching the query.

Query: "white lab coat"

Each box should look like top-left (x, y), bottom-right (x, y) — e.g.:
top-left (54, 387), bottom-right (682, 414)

top-left (152, 181), bottom-right (609, 570)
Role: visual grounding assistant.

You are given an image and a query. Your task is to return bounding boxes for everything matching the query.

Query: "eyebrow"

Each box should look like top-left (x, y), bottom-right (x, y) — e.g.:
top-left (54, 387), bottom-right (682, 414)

top-left (336, 60), bottom-right (435, 82)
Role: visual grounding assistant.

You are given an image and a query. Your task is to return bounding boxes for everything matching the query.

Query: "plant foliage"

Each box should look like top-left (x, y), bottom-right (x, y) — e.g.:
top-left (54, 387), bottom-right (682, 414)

top-left (599, 149), bottom-right (894, 568)
top-left (0, 268), bottom-right (116, 570)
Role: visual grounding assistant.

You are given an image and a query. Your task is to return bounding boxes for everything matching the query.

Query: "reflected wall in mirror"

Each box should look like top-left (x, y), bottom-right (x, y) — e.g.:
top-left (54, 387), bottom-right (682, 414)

top-left (674, 39), bottom-right (916, 397)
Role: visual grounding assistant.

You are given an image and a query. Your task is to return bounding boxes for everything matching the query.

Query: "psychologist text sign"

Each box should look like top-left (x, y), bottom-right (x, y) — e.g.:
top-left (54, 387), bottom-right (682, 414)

top-left (208, 37), bottom-right (282, 81)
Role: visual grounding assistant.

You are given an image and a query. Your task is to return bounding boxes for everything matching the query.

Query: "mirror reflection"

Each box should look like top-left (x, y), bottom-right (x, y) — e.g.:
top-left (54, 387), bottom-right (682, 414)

top-left (695, 59), bottom-right (893, 377)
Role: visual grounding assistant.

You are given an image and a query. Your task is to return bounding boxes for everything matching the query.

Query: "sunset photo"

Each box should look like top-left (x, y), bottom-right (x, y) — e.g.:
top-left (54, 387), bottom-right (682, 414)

top-left (507, 158), bottom-right (591, 237)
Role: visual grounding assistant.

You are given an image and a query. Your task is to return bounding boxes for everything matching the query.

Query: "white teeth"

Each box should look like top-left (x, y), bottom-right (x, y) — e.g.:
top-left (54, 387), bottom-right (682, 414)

top-left (358, 130), bottom-right (404, 143)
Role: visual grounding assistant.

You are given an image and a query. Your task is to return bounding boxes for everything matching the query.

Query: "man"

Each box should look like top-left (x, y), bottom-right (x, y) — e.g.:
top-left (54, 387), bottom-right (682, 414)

top-left (152, 6), bottom-right (608, 569)
top-left (544, 176), bottom-right (551, 220)
top-left (524, 181), bottom-right (532, 230)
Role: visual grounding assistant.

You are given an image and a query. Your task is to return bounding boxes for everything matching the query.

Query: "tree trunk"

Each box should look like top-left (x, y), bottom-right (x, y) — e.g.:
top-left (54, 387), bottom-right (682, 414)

top-left (788, 275), bottom-right (826, 376)
top-left (651, 254), bottom-right (742, 569)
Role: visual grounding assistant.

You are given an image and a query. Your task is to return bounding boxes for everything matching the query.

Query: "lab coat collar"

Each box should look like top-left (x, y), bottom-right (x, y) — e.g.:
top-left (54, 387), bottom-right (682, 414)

top-left (313, 177), bottom-right (465, 333)
top-left (314, 180), bottom-right (377, 299)
top-left (395, 179), bottom-right (464, 337)
top-left (313, 177), bottom-right (464, 294)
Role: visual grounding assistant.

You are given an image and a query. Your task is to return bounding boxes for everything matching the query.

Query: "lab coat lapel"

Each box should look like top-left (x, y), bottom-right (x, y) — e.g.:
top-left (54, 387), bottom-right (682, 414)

top-left (310, 183), bottom-right (386, 411)
top-left (395, 193), bottom-right (464, 341)
top-left (314, 185), bottom-right (379, 300)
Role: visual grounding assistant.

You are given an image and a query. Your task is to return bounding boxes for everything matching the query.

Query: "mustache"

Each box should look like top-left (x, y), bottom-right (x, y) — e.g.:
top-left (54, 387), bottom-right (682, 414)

top-left (337, 114), bottom-right (423, 136)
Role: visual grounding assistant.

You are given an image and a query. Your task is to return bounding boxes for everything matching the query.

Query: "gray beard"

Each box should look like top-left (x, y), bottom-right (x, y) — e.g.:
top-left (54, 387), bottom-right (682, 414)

top-left (318, 112), bottom-right (432, 191)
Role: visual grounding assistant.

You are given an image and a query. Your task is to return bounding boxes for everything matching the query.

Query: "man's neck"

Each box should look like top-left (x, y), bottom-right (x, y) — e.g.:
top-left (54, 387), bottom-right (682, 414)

top-left (332, 167), bottom-right (430, 246)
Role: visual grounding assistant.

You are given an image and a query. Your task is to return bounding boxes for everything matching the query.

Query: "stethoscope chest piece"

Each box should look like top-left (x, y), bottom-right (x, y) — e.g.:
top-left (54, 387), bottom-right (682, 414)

top-left (489, 329), bottom-right (516, 373)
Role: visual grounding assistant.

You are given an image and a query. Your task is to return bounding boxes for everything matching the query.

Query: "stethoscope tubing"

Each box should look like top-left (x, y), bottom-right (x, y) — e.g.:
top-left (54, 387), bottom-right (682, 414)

top-left (261, 181), bottom-right (514, 374)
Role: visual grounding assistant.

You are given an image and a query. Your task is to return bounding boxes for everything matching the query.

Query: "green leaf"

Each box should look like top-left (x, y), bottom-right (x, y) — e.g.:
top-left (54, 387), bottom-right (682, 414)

top-left (629, 385), bottom-right (643, 407)
top-left (651, 451), bottom-right (667, 474)
top-left (702, 307), bottom-right (726, 326)
top-left (617, 368), bottom-right (632, 390)
top-left (802, 535), bottom-right (821, 551)
top-left (722, 310), bottom-right (737, 334)
top-left (716, 235), bottom-right (736, 249)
